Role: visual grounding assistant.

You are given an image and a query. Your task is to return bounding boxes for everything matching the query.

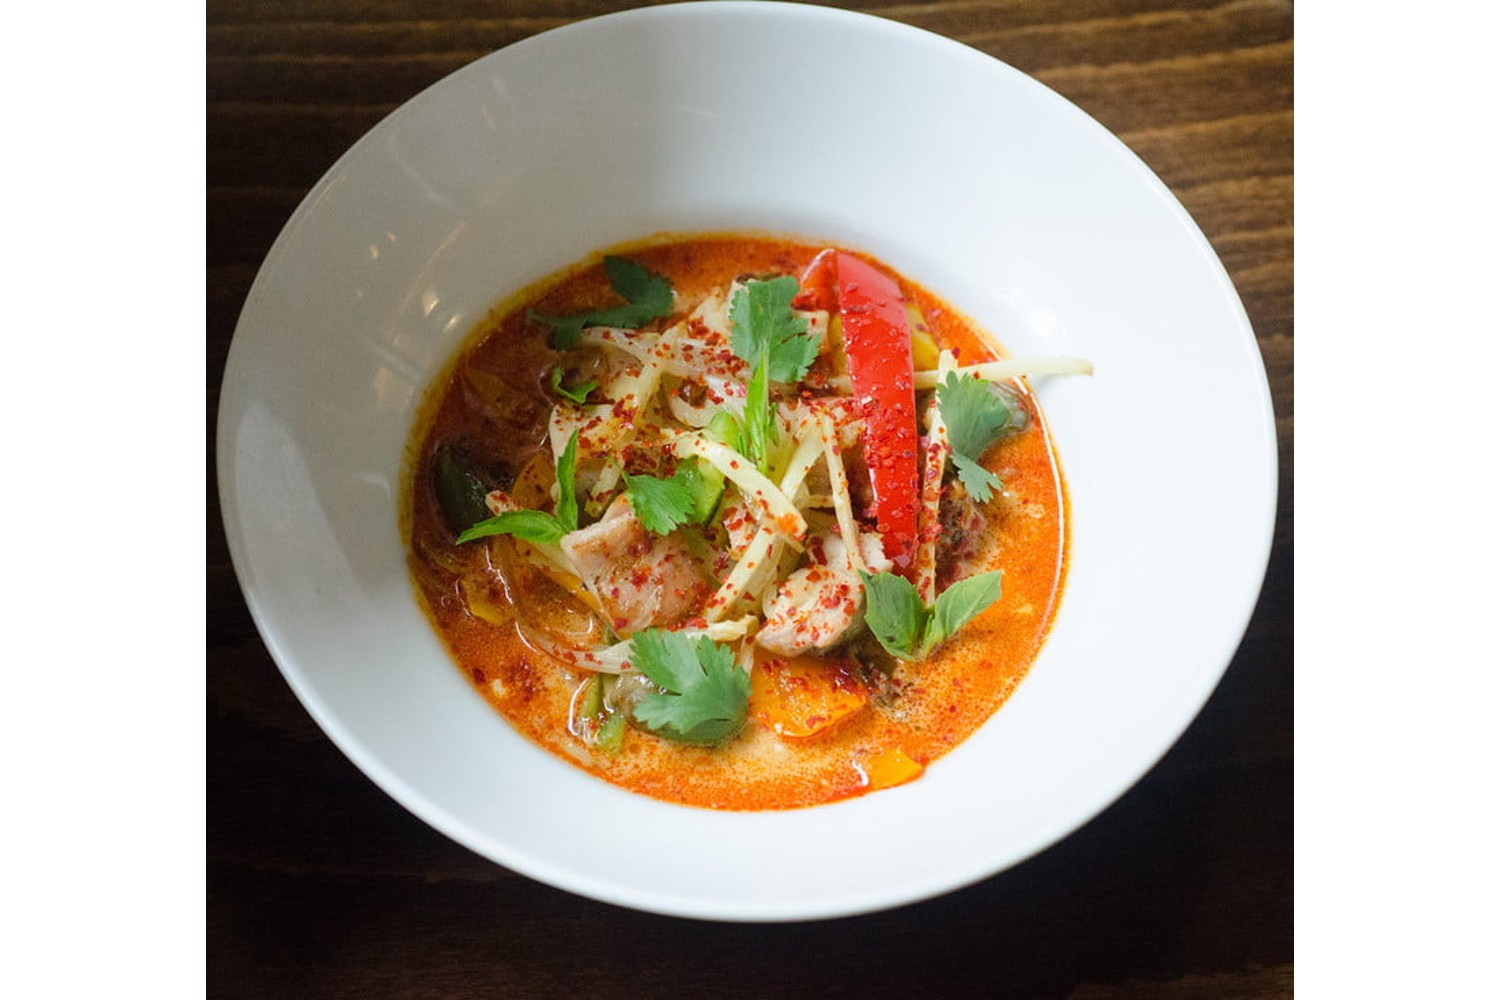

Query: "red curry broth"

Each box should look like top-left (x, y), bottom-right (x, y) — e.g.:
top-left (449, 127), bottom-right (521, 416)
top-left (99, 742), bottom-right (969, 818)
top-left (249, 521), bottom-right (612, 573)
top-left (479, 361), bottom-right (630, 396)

top-left (404, 234), bottom-right (1067, 810)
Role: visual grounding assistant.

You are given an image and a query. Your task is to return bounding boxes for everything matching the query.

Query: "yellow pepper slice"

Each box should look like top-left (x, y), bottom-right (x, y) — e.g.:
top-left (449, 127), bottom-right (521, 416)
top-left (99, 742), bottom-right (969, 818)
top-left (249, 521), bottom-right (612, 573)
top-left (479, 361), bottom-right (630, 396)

top-left (860, 747), bottom-right (925, 790)
top-left (749, 653), bottom-right (869, 738)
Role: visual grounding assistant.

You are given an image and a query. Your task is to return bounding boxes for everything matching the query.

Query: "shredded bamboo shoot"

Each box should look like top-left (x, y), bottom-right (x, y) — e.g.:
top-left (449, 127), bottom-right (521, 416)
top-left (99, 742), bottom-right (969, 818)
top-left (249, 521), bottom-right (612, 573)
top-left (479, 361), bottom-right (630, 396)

top-left (913, 356), bottom-right (1093, 390)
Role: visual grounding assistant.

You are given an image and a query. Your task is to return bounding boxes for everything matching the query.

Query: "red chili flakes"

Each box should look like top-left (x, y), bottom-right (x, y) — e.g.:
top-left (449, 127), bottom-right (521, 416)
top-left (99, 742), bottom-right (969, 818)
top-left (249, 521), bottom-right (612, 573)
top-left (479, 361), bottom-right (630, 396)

top-left (820, 586), bottom-right (847, 611)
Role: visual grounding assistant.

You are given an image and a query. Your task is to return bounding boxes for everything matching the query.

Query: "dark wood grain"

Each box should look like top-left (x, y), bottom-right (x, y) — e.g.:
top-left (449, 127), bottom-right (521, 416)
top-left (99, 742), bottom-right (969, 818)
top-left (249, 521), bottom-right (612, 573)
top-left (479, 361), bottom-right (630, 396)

top-left (208, 2), bottom-right (1292, 996)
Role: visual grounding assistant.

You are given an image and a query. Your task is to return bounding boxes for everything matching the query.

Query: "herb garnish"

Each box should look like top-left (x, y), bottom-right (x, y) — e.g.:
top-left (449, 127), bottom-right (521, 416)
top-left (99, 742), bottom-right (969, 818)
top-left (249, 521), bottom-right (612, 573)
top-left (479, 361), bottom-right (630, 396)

top-left (936, 372), bottom-right (1016, 503)
top-left (622, 469), bottom-right (696, 536)
top-left (530, 256), bottom-right (674, 350)
top-left (455, 431), bottom-right (580, 544)
top-left (858, 569), bottom-right (1003, 661)
top-left (728, 276), bottom-right (820, 472)
top-left (549, 366), bottom-right (598, 404)
top-left (621, 412), bottom-right (742, 534)
top-left (629, 628), bottom-right (750, 744)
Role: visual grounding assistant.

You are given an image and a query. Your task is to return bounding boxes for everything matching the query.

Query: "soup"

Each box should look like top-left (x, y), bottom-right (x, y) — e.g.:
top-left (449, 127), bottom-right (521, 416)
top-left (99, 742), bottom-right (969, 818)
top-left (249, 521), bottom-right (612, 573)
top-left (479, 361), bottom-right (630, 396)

top-left (403, 234), bottom-right (1083, 810)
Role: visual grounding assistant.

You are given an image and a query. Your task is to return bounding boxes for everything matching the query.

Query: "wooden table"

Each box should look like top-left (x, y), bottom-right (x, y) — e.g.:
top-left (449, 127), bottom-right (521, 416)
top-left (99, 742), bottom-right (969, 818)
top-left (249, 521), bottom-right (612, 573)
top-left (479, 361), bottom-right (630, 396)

top-left (208, 2), bottom-right (1293, 996)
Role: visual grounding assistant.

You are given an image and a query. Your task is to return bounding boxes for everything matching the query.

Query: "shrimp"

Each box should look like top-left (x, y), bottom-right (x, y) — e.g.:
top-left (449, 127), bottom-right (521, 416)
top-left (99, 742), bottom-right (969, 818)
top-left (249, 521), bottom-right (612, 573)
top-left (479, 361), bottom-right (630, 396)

top-left (558, 494), bottom-right (713, 635)
top-left (756, 533), bottom-right (887, 656)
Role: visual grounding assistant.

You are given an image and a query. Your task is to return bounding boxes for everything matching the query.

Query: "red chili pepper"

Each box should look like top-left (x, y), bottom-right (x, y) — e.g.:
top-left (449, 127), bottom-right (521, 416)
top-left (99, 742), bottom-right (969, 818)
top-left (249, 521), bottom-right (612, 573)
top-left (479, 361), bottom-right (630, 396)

top-left (816, 251), bottom-right (920, 577)
top-left (790, 248), bottom-right (837, 312)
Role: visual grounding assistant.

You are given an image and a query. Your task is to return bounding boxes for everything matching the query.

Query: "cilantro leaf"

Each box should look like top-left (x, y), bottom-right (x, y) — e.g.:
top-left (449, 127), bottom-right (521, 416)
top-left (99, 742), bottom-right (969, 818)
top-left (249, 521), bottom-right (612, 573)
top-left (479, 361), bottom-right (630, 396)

top-left (623, 470), bottom-right (696, 535)
top-left (937, 371), bottom-right (1016, 502)
top-left (629, 627), bottom-right (708, 692)
top-left (938, 371), bottom-right (1014, 458)
top-left (729, 276), bottom-right (818, 383)
top-left (549, 366), bottom-right (598, 404)
top-left (858, 570), bottom-right (927, 661)
top-left (630, 630), bottom-right (749, 744)
top-left (602, 253), bottom-right (674, 317)
top-left (455, 509), bottom-right (569, 545)
top-left (728, 276), bottom-right (818, 471)
top-left (859, 568), bottom-right (1004, 661)
top-left (923, 570), bottom-right (1003, 657)
top-left (530, 255), bottom-right (674, 350)
top-left (950, 452), bottom-right (1003, 504)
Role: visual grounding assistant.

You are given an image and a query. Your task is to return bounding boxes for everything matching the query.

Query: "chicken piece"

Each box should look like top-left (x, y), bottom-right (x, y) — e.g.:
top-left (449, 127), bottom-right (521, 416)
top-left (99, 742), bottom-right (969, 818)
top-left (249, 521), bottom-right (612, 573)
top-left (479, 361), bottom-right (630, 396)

top-left (756, 533), bottom-right (865, 656)
top-left (558, 495), bottom-right (712, 635)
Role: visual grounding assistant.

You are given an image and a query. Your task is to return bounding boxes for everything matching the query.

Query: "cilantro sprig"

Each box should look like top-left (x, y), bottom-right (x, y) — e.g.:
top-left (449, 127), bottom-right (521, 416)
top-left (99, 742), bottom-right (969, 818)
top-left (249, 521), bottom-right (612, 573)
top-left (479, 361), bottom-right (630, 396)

top-left (621, 426), bottom-right (739, 536)
top-left (858, 569), bottom-right (1003, 662)
top-left (728, 276), bottom-right (820, 472)
top-left (622, 412), bottom-right (741, 532)
top-left (530, 255), bottom-right (674, 350)
top-left (622, 469), bottom-right (696, 536)
top-left (936, 372), bottom-right (1017, 503)
top-left (455, 431), bottom-right (580, 544)
top-left (729, 276), bottom-right (820, 383)
top-left (629, 629), bottom-right (750, 744)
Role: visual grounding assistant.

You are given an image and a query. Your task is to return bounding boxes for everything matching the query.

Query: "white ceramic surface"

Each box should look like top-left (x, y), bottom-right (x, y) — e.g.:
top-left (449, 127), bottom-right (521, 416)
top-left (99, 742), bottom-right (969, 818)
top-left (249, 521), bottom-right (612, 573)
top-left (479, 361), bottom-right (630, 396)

top-left (217, 1), bottom-right (1276, 921)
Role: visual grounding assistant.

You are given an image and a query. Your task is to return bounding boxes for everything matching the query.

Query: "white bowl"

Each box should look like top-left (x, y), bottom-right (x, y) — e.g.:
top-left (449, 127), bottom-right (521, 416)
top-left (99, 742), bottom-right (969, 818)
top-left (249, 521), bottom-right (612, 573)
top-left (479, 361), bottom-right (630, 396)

top-left (217, 1), bottom-right (1276, 921)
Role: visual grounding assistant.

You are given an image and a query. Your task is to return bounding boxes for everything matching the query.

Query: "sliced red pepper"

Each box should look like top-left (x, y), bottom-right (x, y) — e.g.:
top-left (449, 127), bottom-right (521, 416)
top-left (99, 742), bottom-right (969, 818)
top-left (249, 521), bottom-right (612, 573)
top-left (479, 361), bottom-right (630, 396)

top-left (830, 252), bottom-right (920, 577)
top-left (791, 248), bottom-right (838, 312)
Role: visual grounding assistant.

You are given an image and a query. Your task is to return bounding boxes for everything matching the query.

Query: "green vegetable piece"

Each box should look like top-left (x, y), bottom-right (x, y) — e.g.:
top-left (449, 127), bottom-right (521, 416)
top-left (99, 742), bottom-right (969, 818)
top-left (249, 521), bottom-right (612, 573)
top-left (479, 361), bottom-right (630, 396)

top-left (577, 674), bottom-right (604, 719)
top-left (629, 629), bottom-right (749, 744)
top-left (549, 366), bottom-right (598, 404)
top-left (596, 710), bottom-right (627, 753)
top-left (432, 448), bottom-right (493, 535)
top-left (529, 256), bottom-right (674, 350)
top-left (704, 410), bottom-right (743, 450)
top-left (623, 470), bottom-right (695, 536)
top-left (576, 676), bottom-right (626, 753)
top-left (937, 371), bottom-right (1016, 503)
top-left (673, 459), bottom-right (718, 525)
top-left (454, 431), bottom-right (579, 544)
top-left (669, 413), bottom-right (742, 525)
